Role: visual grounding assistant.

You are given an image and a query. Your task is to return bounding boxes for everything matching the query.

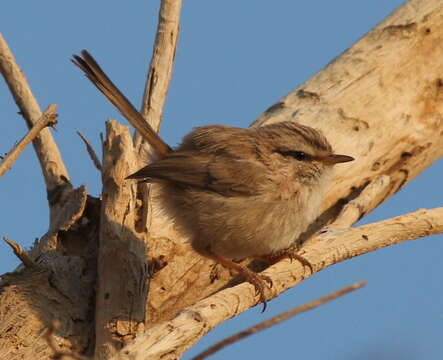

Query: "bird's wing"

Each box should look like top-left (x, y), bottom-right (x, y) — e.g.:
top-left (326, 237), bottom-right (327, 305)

top-left (127, 151), bottom-right (269, 197)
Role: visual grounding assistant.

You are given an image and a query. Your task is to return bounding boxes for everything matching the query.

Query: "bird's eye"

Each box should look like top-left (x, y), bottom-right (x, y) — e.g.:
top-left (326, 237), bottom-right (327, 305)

top-left (290, 151), bottom-right (307, 160)
top-left (278, 150), bottom-right (309, 161)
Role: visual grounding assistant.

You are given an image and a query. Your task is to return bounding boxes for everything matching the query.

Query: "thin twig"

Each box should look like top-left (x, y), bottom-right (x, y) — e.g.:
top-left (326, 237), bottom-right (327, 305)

top-left (3, 237), bottom-right (35, 268)
top-left (44, 321), bottom-right (90, 360)
top-left (76, 131), bottom-right (102, 171)
top-left (0, 104), bottom-right (58, 177)
top-left (99, 132), bottom-right (104, 149)
top-left (135, 0), bottom-right (183, 150)
top-left (191, 281), bottom-right (366, 360)
top-left (0, 33), bottom-right (70, 189)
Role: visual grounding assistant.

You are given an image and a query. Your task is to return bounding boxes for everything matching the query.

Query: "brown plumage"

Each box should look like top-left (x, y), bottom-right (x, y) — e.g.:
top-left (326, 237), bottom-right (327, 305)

top-left (73, 50), bottom-right (354, 311)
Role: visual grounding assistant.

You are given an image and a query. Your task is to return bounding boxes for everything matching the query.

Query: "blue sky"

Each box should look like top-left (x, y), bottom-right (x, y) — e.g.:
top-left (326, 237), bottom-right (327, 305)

top-left (1, 1), bottom-right (442, 359)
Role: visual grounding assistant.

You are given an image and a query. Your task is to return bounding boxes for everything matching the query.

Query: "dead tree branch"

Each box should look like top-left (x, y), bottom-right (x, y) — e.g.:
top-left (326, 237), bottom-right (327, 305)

top-left (0, 104), bottom-right (58, 177)
top-left (76, 131), bottom-right (102, 171)
top-left (135, 0), bottom-right (183, 151)
top-left (115, 207), bottom-right (443, 359)
top-left (94, 120), bottom-right (149, 360)
top-left (135, 0), bottom-right (183, 236)
top-left (192, 281), bottom-right (367, 360)
top-left (0, 33), bottom-right (70, 191)
top-left (2, 237), bottom-right (35, 268)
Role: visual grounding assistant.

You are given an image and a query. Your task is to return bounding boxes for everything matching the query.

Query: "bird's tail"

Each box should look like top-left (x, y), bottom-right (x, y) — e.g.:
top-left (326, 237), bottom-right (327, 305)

top-left (72, 50), bottom-right (171, 157)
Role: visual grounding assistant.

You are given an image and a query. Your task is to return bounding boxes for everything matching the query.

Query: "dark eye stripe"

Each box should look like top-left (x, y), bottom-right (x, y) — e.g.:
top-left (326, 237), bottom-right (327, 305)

top-left (278, 150), bottom-right (310, 161)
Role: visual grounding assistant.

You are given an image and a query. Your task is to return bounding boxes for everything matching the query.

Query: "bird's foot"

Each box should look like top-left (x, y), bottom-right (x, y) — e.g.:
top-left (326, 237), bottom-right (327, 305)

top-left (238, 268), bottom-right (273, 312)
top-left (202, 251), bottom-right (273, 312)
top-left (257, 249), bottom-right (314, 274)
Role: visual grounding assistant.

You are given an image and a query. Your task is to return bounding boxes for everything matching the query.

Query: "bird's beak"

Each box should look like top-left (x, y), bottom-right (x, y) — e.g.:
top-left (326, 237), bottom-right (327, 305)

top-left (322, 154), bottom-right (354, 165)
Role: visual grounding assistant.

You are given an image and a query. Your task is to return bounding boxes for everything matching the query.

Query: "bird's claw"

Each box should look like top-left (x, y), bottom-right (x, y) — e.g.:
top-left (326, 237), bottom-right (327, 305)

top-left (245, 272), bottom-right (273, 312)
top-left (286, 252), bottom-right (314, 273)
top-left (257, 249), bottom-right (315, 274)
top-left (260, 274), bottom-right (273, 288)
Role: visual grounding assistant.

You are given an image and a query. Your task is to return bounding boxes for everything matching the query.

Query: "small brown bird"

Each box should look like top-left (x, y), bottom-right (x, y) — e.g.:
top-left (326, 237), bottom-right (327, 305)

top-left (73, 50), bottom-right (354, 311)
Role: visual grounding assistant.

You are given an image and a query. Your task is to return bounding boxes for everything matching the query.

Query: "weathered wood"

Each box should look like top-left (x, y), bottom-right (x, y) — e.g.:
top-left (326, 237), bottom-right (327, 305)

top-left (0, 104), bottom-right (58, 177)
top-left (145, 0), bottom-right (443, 330)
top-left (94, 120), bottom-right (149, 359)
top-left (118, 208), bottom-right (443, 359)
top-left (0, 193), bottom-right (101, 359)
top-left (0, 34), bottom-right (70, 194)
top-left (135, 0), bottom-right (183, 150)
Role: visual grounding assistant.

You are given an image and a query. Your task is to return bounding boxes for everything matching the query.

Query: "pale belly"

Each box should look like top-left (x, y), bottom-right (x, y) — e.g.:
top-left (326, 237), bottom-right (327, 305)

top-left (194, 192), bottom-right (318, 259)
top-left (158, 172), bottom-right (329, 260)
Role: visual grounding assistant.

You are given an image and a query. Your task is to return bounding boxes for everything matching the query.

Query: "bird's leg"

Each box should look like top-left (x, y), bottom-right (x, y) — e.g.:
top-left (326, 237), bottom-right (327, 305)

top-left (256, 248), bottom-right (314, 274)
top-left (198, 250), bottom-right (272, 312)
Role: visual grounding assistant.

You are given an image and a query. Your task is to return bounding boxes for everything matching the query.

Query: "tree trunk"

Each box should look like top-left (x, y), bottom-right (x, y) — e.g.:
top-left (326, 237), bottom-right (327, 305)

top-left (1, 0), bottom-right (442, 359)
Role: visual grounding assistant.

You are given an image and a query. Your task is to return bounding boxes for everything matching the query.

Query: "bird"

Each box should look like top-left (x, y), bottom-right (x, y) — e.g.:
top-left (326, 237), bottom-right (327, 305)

top-left (72, 50), bottom-right (354, 311)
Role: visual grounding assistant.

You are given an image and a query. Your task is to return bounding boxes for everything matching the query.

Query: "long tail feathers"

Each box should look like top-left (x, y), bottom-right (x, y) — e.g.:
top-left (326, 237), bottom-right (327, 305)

top-left (72, 50), bottom-right (171, 158)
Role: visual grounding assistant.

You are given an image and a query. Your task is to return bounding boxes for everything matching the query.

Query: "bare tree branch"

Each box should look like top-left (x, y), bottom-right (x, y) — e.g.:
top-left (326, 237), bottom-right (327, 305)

top-left (94, 120), bottom-right (149, 360)
top-left (71, 2), bottom-right (183, 353)
top-left (135, 0), bottom-right (183, 236)
top-left (115, 207), bottom-right (443, 359)
top-left (326, 174), bottom-right (392, 229)
top-left (192, 281), bottom-right (367, 360)
top-left (0, 33), bottom-right (70, 191)
top-left (0, 104), bottom-right (58, 177)
top-left (76, 131), bottom-right (102, 171)
top-left (135, 0), bottom-right (183, 151)
top-left (2, 237), bottom-right (34, 268)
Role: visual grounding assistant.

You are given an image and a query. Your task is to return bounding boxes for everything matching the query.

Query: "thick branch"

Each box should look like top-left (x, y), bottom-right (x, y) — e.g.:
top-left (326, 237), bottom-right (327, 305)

top-left (0, 33), bottom-right (70, 191)
top-left (94, 120), bottom-right (149, 360)
top-left (116, 207), bottom-right (443, 359)
top-left (0, 104), bottom-right (57, 177)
